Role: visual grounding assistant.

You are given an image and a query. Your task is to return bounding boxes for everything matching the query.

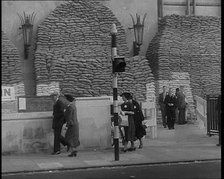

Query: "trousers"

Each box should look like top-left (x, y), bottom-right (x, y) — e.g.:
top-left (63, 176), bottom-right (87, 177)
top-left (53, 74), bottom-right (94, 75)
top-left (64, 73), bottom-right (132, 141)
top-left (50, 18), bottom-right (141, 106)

top-left (53, 127), bottom-right (69, 152)
top-left (178, 108), bottom-right (186, 124)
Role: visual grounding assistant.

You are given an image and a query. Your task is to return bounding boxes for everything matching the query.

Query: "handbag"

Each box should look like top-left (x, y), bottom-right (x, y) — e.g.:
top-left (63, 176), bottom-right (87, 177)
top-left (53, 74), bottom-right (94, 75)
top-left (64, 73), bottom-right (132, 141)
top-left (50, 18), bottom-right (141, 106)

top-left (61, 123), bottom-right (67, 137)
top-left (119, 115), bottom-right (129, 126)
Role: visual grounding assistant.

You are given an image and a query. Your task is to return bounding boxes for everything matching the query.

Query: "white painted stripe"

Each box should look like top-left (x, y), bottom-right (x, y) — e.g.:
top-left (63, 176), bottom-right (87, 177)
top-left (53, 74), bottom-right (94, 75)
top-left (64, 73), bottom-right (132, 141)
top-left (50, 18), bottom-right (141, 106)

top-left (113, 100), bottom-right (119, 113)
top-left (111, 48), bottom-right (117, 57)
top-left (112, 76), bottom-right (117, 88)
top-left (114, 126), bottom-right (119, 139)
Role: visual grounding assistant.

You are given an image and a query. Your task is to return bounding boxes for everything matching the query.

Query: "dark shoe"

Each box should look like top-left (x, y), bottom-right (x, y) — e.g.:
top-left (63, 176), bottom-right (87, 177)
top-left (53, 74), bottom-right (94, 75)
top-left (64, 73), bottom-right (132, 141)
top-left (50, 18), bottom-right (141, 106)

top-left (68, 151), bottom-right (77, 157)
top-left (128, 147), bottom-right (136, 151)
top-left (67, 145), bottom-right (70, 152)
top-left (139, 144), bottom-right (143, 149)
top-left (122, 148), bottom-right (128, 152)
top-left (51, 151), bottom-right (60, 155)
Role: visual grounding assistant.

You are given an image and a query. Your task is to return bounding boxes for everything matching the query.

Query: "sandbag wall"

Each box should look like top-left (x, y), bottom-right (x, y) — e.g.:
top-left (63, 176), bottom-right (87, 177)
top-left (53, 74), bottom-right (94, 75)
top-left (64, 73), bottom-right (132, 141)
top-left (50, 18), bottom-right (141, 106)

top-left (146, 14), bottom-right (221, 120)
top-left (34, 0), bottom-right (155, 102)
top-left (2, 31), bottom-right (25, 113)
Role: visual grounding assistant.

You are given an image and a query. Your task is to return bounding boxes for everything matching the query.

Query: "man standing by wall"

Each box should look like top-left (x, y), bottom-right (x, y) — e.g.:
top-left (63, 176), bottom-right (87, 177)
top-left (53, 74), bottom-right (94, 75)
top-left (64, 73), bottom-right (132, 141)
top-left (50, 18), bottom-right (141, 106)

top-left (175, 88), bottom-right (180, 123)
top-left (164, 88), bottom-right (176, 130)
top-left (177, 86), bottom-right (187, 125)
top-left (159, 86), bottom-right (168, 128)
top-left (50, 92), bottom-right (69, 155)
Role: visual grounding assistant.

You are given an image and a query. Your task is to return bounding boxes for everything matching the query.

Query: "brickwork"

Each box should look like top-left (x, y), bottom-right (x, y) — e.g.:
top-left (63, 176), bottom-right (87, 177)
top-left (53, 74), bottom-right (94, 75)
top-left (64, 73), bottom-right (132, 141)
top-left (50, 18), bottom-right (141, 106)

top-left (34, 0), bottom-right (155, 102)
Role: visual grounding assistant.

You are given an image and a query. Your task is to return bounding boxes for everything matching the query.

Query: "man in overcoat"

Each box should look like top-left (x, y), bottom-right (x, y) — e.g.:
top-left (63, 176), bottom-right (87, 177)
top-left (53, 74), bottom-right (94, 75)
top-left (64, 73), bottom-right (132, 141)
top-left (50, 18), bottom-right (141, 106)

top-left (159, 86), bottom-right (168, 128)
top-left (51, 92), bottom-right (69, 154)
top-left (177, 86), bottom-right (187, 124)
top-left (164, 88), bottom-right (177, 129)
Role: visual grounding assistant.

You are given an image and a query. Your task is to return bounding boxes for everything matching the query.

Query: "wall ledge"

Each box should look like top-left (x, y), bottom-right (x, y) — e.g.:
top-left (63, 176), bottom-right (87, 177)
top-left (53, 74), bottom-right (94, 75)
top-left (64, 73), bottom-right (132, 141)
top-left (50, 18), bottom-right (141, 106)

top-left (2, 112), bottom-right (52, 121)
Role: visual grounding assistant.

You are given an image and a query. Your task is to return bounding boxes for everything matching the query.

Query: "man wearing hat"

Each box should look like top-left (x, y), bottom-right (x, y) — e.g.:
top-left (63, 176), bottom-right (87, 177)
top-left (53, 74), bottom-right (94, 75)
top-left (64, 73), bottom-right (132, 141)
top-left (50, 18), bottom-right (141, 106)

top-left (50, 92), bottom-right (69, 155)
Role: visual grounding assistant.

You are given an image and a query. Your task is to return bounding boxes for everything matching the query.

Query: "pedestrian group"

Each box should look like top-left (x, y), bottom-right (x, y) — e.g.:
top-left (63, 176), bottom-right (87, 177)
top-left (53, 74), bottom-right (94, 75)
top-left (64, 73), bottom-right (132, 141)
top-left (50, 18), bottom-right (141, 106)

top-left (119, 92), bottom-right (146, 152)
top-left (50, 86), bottom-right (188, 156)
top-left (50, 92), bottom-right (80, 157)
top-left (159, 85), bottom-right (188, 130)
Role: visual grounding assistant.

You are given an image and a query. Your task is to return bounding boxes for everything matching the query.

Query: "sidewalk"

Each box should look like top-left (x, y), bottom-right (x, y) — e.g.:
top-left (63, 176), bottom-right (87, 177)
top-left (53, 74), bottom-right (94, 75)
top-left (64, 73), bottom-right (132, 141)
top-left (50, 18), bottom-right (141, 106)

top-left (2, 123), bottom-right (221, 174)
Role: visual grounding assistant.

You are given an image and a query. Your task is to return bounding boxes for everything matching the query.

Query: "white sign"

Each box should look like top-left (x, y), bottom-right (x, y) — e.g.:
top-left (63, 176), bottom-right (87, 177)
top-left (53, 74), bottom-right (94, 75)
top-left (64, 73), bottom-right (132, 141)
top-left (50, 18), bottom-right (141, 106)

top-left (18, 97), bottom-right (26, 110)
top-left (1, 86), bottom-right (15, 101)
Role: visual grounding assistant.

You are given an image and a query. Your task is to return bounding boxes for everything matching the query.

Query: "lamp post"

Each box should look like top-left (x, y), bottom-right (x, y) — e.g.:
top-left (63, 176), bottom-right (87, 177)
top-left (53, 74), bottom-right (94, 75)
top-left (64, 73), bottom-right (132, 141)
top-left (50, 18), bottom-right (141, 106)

top-left (18, 12), bottom-right (36, 59)
top-left (130, 13), bottom-right (147, 56)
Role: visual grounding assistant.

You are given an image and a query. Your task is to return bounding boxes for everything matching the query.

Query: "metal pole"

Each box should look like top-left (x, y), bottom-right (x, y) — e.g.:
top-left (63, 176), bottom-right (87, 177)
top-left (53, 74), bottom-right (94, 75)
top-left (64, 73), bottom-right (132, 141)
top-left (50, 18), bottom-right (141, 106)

top-left (111, 24), bottom-right (119, 161)
top-left (193, 0), bottom-right (196, 15)
top-left (158, 0), bottom-right (163, 19)
top-left (186, 0), bottom-right (190, 15)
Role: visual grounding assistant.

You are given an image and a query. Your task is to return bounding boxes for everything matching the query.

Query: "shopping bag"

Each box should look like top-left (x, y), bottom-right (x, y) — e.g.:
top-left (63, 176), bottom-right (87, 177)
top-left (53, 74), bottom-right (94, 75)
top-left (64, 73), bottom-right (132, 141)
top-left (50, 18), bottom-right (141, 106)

top-left (142, 120), bottom-right (149, 129)
top-left (61, 123), bottom-right (67, 137)
top-left (119, 115), bottom-right (129, 126)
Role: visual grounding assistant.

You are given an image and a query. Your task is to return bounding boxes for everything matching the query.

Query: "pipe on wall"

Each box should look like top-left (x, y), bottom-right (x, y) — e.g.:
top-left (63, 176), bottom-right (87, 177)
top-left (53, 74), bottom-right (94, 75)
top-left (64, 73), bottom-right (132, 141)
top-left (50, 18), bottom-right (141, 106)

top-left (163, 1), bottom-right (221, 7)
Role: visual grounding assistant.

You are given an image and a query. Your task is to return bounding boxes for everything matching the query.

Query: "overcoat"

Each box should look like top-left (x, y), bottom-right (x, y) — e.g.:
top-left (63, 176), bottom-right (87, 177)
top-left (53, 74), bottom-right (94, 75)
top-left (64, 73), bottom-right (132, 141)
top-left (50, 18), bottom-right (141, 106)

top-left (132, 100), bottom-right (146, 139)
top-left (64, 103), bottom-right (80, 148)
top-left (52, 97), bottom-right (66, 129)
top-left (121, 101), bottom-right (135, 142)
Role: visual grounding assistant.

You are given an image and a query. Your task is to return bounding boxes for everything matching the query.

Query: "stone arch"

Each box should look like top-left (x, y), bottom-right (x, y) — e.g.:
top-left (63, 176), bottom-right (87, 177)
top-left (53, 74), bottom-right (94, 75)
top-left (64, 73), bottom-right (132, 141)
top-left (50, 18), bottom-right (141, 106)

top-left (34, 0), bottom-right (155, 102)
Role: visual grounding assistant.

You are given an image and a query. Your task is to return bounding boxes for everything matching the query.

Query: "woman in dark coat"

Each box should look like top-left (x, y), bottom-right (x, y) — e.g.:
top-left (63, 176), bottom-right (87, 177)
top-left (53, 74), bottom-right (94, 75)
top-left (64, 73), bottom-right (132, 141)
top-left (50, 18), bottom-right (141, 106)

top-left (64, 94), bottom-right (80, 157)
top-left (131, 98), bottom-right (146, 148)
top-left (120, 93), bottom-right (136, 152)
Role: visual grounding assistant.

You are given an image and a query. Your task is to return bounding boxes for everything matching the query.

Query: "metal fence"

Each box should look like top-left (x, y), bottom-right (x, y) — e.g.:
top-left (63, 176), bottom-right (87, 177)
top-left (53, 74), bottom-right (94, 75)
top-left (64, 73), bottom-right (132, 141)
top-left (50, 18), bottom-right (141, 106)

top-left (207, 95), bottom-right (220, 136)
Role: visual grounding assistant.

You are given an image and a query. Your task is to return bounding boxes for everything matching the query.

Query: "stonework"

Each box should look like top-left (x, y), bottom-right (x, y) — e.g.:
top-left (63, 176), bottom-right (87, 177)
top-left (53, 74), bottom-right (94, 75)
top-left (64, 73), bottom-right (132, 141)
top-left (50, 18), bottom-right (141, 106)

top-left (146, 14), bottom-right (221, 120)
top-left (34, 0), bottom-right (155, 102)
top-left (2, 31), bottom-right (25, 113)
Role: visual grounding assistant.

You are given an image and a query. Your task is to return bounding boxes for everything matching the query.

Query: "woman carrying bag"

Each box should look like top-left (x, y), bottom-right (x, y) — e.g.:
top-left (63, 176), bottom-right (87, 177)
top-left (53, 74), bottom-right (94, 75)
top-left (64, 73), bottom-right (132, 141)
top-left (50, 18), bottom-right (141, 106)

top-left (64, 94), bottom-right (80, 157)
top-left (120, 92), bottom-right (136, 152)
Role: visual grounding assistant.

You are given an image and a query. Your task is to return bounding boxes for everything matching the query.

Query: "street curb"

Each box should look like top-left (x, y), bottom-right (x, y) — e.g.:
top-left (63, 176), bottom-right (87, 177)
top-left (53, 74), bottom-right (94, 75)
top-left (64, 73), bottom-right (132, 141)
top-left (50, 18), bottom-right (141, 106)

top-left (2, 158), bottom-right (221, 176)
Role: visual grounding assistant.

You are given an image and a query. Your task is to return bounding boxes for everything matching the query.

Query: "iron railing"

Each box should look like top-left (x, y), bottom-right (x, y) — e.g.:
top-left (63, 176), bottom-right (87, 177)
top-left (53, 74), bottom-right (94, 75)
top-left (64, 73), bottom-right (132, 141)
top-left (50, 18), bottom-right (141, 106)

top-left (207, 95), bottom-right (220, 136)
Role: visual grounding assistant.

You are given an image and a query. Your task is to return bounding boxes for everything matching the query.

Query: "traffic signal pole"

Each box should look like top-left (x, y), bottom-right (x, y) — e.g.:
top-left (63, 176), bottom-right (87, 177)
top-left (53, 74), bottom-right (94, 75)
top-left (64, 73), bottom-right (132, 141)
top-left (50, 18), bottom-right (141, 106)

top-left (111, 23), bottom-right (119, 161)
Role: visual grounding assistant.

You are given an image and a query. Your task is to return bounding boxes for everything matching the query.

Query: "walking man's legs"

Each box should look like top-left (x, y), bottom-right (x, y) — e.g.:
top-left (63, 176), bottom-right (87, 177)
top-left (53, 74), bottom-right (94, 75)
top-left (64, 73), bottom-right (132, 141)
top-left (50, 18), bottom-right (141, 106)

top-left (161, 107), bottom-right (167, 128)
top-left (167, 109), bottom-right (172, 129)
top-left (175, 108), bottom-right (179, 123)
top-left (171, 109), bottom-right (175, 129)
top-left (53, 128), bottom-right (62, 153)
top-left (178, 108), bottom-right (186, 124)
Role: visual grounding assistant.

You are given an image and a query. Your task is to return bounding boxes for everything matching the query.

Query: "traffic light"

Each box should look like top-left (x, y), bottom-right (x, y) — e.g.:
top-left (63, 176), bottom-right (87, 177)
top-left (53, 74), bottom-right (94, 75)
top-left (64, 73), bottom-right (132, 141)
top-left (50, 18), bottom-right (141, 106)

top-left (112, 56), bottom-right (126, 73)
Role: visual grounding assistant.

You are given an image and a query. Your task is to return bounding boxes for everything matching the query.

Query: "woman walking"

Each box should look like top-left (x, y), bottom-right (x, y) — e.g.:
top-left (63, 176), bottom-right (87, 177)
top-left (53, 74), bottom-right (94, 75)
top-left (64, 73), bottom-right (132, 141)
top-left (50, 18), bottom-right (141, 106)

top-left (130, 96), bottom-right (146, 148)
top-left (64, 94), bottom-right (80, 157)
top-left (120, 92), bottom-right (136, 152)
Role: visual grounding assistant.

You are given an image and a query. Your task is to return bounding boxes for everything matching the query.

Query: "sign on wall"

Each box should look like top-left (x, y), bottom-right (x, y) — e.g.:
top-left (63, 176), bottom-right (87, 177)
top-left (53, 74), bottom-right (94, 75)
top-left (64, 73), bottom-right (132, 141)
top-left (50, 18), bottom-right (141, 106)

top-left (18, 96), bottom-right (53, 112)
top-left (1, 86), bottom-right (15, 101)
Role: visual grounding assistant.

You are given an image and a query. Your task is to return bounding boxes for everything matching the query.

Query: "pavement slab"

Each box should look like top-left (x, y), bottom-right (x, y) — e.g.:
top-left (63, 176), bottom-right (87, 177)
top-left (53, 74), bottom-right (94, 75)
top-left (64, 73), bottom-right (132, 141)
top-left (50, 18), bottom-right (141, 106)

top-left (2, 123), bottom-right (221, 174)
